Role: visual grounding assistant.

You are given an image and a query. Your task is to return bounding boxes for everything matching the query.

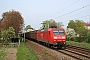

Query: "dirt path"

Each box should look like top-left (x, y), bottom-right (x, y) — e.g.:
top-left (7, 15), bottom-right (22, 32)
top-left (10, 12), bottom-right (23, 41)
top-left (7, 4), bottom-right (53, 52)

top-left (4, 48), bottom-right (17, 60)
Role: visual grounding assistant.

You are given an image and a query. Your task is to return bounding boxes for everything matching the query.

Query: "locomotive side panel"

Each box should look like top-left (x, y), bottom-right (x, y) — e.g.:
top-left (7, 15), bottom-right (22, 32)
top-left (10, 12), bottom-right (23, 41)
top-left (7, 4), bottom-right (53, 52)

top-left (37, 29), bottom-right (49, 43)
top-left (37, 29), bottom-right (54, 44)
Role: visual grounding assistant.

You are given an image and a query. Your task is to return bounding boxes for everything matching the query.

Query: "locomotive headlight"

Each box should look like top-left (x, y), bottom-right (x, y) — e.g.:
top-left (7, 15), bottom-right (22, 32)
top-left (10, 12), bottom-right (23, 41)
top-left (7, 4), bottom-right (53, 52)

top-left (62, 36), bottom-right (65, 39)
top-left (54, 40), bottom-right (56, 41)
top-left (54, 37), bottom-right (57, 39)
top-left (63, 40), bottom-right (65, 41)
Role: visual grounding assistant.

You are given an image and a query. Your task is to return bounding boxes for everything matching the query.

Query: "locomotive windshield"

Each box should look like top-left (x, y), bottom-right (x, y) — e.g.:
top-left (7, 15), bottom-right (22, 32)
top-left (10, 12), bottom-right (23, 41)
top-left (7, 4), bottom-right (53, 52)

top-left (53, 30), bottom-right (64, 34)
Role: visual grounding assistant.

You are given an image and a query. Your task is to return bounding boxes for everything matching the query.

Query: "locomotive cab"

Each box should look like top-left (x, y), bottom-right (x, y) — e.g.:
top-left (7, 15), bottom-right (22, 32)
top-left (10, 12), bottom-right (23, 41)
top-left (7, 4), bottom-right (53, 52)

top-left (53, 29), bottom-right (66, 48)
top-left (48, 28), bottom-right (66, 49)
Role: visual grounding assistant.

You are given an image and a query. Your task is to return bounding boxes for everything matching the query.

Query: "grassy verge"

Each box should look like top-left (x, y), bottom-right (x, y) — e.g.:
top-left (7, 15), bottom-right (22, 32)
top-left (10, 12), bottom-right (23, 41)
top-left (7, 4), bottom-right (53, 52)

top-left (0, 48), bottom-right (7, 60)
top-left (16, 42), bottom-right (39, 60)
top-left (66, 41), bottom-right (90, 49)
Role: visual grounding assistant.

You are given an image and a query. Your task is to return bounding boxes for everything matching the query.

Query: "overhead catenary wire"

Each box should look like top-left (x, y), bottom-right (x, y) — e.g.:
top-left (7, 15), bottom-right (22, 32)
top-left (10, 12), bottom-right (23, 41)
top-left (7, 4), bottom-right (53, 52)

top-left (75, 15), bottom-right (90, 19)
top-left (58, 9), bottom-right (90, 20)
top-left (54, 4), bottom-right (90, 19)
top-left (69, 9), bottom-right (90, 17)
top-left (47, 0), bottom-right (81, 19)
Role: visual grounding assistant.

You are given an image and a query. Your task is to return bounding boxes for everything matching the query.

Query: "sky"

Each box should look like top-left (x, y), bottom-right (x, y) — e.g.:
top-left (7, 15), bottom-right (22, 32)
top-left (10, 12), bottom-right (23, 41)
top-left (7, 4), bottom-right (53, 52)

top-left (0, 0), bottom-right (90, 29)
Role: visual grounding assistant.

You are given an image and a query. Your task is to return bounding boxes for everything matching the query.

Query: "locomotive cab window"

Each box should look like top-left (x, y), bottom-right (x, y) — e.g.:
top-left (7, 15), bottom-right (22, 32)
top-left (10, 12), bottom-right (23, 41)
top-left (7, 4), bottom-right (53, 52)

top-left (53, 30), bottom-right (58, 34)
top-left (53, 30), bottom-right (64, 34)
top-left (59, 30), bottom-right (64, 34)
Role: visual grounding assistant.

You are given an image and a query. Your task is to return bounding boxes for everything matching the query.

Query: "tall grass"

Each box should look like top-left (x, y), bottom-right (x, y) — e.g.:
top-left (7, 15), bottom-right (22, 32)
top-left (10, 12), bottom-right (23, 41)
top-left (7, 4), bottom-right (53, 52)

top-left (0, 49), bottom-right (6, 60)
top-left (16, 42), bottom-right (38, 60)
top-left (66, 41), bottom-right (90, 49)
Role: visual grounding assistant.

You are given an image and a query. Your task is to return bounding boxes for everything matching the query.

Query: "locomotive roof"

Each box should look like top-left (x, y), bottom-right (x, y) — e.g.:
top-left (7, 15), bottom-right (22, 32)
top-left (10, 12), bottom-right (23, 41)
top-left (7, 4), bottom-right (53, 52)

top-left (38, 28), bottom-right (64, 32)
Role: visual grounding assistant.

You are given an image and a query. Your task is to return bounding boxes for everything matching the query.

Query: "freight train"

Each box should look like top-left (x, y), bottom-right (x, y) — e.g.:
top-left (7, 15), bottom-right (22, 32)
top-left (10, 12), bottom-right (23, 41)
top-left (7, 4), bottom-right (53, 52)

top-left (22, 28), bottom-right (66, 49)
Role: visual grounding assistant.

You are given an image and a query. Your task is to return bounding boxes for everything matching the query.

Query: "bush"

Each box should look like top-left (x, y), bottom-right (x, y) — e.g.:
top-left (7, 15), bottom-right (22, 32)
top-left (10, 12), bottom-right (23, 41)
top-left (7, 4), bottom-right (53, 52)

top-left (87, 39), bottom-right (90, 43)
top-left (74, 37), bottom-right (79, 42)
top-left (4, 40), bottom-right (9, 45)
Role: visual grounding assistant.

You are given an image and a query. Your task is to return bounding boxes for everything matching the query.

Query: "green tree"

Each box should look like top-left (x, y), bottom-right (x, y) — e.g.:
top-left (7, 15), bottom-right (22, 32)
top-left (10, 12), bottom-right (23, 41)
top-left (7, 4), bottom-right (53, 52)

top-left (25, 25), bottom-right (33, 31)
top-left (41, 19), bottom-right (63, 29)
top-left (67, 20), bottom-right (85, 33)
top-left (57, 22), bottom-right (64, 28)
top-left (67, 20), bottom-right (76, 30)
top-left (41, 20), bottom-right (50, 29)
top-left (1, 27), bottom-right (15, 39)
top-left (86, 30), bottom-right (90, 43)
top-left (67, 20), bottom-right (88, 42)
top-left (49, 19), bottom-right (57, 28)
top-left (1, 27), bottom-right (16, 45)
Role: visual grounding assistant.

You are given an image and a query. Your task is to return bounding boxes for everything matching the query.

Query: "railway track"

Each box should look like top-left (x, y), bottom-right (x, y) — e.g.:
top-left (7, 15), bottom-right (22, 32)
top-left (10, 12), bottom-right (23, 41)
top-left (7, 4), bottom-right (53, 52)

top-left (56, 45), bottom-right (90, 60)
top-left (57, 49), bottom-right (90, 60)
top-left (66, 45), bottom-right (90, 55)
top-left (58, 50), bottom-right (82, 60)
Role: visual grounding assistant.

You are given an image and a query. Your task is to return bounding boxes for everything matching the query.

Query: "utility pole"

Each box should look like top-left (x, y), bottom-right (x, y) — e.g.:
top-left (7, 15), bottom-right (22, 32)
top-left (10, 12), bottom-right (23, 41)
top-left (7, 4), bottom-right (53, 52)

top-left (24, 24), bottom-right (25, 42)
top-left (48, 22), bottom-right (49, 28)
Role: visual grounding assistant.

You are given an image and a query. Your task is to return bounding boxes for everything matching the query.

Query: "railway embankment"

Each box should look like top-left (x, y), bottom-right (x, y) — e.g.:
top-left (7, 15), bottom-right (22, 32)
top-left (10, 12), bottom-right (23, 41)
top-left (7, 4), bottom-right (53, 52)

top-left (26, 39), bottom-right (79, 60)
top-left (66, 41), bottom-right (90, 49)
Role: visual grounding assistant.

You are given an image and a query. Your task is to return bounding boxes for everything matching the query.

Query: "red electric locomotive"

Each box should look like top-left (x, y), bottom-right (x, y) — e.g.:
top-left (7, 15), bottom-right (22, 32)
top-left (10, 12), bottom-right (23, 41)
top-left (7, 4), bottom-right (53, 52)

top-left (37, 28), bottom-right (66, 49)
